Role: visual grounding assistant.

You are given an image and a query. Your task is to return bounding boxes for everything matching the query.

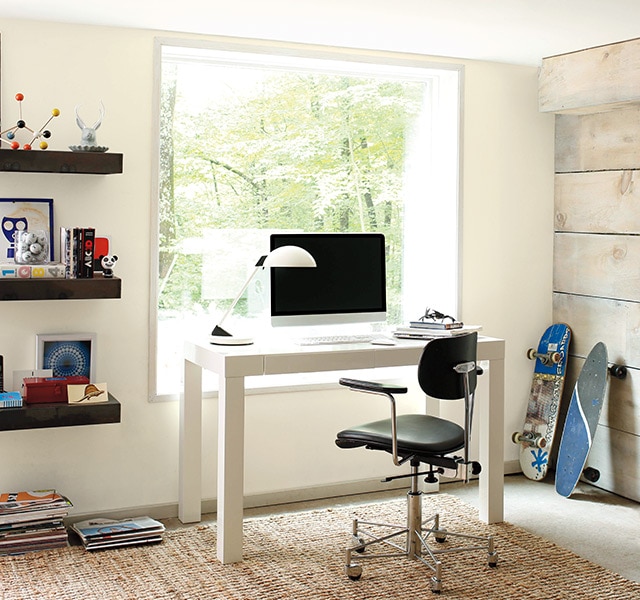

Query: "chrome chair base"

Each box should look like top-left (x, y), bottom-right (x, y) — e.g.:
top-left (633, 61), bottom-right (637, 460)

top-left (344, 487), bottom-right (498, 595)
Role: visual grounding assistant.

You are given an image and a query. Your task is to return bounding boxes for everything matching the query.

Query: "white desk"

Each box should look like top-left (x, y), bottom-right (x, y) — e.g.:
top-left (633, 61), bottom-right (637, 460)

top-left (180, 335), bottom-right (505, 564)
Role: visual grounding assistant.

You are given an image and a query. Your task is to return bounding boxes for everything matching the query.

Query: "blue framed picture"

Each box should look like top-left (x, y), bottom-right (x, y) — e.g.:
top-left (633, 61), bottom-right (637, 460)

top-left (36, 333), bottom-right (96, 381)
top-left (0, 198), bottom-right (54, 261)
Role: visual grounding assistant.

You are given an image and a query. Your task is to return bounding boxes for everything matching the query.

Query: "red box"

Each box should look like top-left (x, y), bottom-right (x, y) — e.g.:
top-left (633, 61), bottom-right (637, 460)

top-left (22, 376), bottom-right (90, 404)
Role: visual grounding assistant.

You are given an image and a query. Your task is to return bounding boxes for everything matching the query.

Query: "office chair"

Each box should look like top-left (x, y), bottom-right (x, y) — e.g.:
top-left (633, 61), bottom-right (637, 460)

top-left (335, 332), bottom-right (497, 594)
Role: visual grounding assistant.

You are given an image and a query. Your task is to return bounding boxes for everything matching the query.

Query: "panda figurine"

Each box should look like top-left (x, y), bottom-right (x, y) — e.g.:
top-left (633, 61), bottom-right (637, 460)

top-left (100, 254), bottom-right (118, 278)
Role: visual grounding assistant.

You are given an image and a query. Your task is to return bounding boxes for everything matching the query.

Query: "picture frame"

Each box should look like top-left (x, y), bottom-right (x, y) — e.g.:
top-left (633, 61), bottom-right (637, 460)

top-left (0, 198), bottom-right (54, 262)
top-left (36, 333), bottom-right (96, 381)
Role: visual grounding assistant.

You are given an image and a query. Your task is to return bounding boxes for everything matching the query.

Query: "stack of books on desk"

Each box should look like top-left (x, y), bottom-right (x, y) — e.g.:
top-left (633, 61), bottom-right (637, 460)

top-left (0, 490), bottom-right (72, 555)
top-left (71, 515), bottom-right (165, 551)
top-left (393, 322), bottom-right (482, 340)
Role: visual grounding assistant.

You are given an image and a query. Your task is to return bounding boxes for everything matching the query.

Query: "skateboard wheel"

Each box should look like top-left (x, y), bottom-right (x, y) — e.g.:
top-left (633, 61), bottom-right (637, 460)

top-left (609, 364), bottom-right (627, 380)
top-left (550, 352), bottom-right (561, 364)
top-left (526, 348), bottom-right (537, 360)
top-left (512, 431), bottom-right (523, 444)
top-left (536, 437), bottom-right (547, 449)
top-left (583, 467), bottom-right (600, 483)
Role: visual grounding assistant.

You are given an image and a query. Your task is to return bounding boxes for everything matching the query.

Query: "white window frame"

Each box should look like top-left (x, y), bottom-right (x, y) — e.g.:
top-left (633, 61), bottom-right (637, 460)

top-left (149, 36), bottom-right (463, 402)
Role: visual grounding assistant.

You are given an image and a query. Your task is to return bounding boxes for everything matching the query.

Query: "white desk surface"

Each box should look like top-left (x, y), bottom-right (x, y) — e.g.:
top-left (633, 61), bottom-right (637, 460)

top-left (181, 334), bottom-right (505, 563)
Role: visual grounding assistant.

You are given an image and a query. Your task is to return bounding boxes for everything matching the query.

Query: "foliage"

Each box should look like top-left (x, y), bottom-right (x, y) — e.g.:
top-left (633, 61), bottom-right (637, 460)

top-left (159, 63), bottom-right (425, 322)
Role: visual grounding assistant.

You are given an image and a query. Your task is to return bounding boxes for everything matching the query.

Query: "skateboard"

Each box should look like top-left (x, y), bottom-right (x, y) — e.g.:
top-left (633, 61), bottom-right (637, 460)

top-left (512, 323), bottom-right (571, 480)
top-left (555, 343), bottom-right (626, 497)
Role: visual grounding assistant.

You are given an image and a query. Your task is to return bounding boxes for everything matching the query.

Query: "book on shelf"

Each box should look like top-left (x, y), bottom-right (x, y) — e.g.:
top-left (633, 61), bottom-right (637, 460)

top-left (71, 515), bottom-right (165, 550)
top-left (0, 392), bottom-right (22, 408)
top-left (60, 226), bottom-right (97, 279)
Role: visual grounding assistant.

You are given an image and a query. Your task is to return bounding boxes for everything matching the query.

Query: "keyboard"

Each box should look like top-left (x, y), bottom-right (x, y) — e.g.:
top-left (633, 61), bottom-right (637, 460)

top-left (296, 333), bottom-right (379, 346)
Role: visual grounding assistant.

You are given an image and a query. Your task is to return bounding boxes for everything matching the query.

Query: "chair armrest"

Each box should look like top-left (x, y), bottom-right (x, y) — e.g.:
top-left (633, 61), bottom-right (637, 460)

top-left (339, 378), bottom-right (408, 394)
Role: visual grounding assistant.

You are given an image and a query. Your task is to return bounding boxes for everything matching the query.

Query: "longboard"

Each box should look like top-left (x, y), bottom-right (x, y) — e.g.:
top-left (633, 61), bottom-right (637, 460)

top-left (555, 342), bottom-right (608, 497)
top-left (513, 323), bottom-right (571, 480)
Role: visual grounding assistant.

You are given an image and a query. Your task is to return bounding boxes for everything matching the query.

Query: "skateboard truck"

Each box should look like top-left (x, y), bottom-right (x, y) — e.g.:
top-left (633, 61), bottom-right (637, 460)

top-left (512, 430), bottom-right (546, 448)
top-left (526, 348), bottom-right (561, 365)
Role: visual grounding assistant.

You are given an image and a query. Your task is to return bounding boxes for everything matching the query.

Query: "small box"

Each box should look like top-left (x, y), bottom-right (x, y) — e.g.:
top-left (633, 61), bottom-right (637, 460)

top-left (22, 376), bottom-right (90, 404)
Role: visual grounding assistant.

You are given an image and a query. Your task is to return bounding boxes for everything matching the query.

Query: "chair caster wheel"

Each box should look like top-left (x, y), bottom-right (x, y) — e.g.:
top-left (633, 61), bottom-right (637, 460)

top-left (488, 551), bottom-right (498, 567)
top-left (430, 577), bottom-right (443, 594)
top-left (435, 529), bottom-right (447, 543)
top-left (346, 564), bottom-right (362, 581)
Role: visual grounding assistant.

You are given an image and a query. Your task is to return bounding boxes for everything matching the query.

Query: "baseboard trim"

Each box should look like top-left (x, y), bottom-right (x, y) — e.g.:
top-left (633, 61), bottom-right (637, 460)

top-left (67, 464), bottom-right (523, 525)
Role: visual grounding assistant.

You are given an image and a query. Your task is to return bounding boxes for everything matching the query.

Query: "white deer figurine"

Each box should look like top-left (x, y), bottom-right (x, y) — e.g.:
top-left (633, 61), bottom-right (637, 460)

top-left (75, 102), bottom-right (105, 148)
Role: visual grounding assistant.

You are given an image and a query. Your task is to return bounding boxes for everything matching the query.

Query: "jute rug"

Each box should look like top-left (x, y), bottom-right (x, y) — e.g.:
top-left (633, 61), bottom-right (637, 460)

top-left (1, 493), bottom-right (638, 599)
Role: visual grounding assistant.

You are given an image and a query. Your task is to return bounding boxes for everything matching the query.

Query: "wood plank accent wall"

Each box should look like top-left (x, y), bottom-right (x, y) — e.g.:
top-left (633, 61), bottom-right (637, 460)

top-left (539, 37), bottom-right (640, 114)
top-left (541, 38), bottom-right (640, 502)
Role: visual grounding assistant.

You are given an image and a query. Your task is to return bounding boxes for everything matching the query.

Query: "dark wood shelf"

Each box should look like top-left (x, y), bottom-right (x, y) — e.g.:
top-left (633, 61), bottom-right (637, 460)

top-left (0, 149), bottom-right (123, 174)
top-left (0, 275), bottom-right (121, 301)
top-left (0, 394), bottom-right (121, 431)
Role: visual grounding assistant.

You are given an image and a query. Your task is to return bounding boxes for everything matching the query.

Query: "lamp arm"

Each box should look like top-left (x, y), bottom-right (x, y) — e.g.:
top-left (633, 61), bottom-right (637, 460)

top-left (212, 258), bottom-right (266, 336)
top-left (213, 266), bottom-right (260, 335)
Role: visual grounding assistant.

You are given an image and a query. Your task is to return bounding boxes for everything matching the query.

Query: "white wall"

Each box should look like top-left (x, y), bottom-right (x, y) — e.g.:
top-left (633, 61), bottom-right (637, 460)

top-left (0, 18), bottom-right (554, 517)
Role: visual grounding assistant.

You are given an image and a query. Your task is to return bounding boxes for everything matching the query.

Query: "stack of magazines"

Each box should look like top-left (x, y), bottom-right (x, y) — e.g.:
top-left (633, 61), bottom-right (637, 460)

top-left (393, 321), bottom-right (482, 340)
top-left (0, 490), bottom-right (72, 555)
top-left (71, 516), bottom-right (165, 550)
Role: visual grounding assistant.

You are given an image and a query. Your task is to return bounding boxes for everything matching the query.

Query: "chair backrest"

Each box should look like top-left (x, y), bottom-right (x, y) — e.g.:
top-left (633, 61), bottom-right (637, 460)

top-left (417, 332), bottom-right (478, 400)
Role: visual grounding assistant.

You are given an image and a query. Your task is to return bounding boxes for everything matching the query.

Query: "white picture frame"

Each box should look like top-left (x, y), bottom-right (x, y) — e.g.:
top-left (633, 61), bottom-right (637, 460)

top-left (35, 333), bottom-right (96, 381)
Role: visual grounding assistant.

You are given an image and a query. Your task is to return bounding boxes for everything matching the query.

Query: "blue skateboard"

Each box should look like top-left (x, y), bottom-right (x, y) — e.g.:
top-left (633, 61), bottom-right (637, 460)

top-left (555, 342), bottom-right (609, 497)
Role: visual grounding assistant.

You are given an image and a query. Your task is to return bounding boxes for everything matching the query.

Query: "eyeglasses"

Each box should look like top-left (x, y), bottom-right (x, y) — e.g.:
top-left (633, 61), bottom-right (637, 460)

top-left (418, 307), bottom-right (457, 323)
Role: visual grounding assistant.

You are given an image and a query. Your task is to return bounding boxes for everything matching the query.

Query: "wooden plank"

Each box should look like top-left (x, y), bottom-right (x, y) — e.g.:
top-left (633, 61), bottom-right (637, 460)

top-left (553, 293), bottom-right (640, 368)
top-left (555, 108), bottom-right (640, 173)
top-left (540, 37), bottom-right (640, 114)
top-left (562, 355), bottom-right (639, 437)
top-left (0, 276), bottom-right (121, 300)
top-left (0, 394), bottom-right (121, 431)
top-left (553, 233), bottom-right (640, 301)
top-left (555, 170), bottom-right (640, 234)
top-left (586, 425), bottom-right (640, 502)
top-left (0, 149), bottom-right (123, 174)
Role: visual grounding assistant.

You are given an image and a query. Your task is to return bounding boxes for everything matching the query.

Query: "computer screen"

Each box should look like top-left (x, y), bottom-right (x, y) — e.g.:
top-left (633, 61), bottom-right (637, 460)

top-left (269, 232), bottom-right (386, 327)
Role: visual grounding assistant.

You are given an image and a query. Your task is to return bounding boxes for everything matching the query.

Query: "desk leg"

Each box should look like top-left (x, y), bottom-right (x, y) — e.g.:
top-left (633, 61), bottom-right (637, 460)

top-left (217, 375), bottom-right (246, 564)
top-left (179, 359), bottom-right (203, 523)
top-left (479, 358), bottom-right (505, 524)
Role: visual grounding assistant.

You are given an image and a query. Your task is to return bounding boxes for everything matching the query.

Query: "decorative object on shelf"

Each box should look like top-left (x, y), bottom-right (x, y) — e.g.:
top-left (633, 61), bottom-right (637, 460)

top-left (0, 93), bottom-right (59, 150)
top-left (67, 382), bottom-right (108, 404)
top-left (69, 102), bottom-right (108, 153)
top-left (14, 230), bottom-right (49, 264)
top-left (36, 333), bottom-right (96, 381)
top-left (210, 245), bottom-right (316, 346)
top-left (99, 254), bottom-right (118, 278)
top-left (0, 198), bottom-right (54, 261)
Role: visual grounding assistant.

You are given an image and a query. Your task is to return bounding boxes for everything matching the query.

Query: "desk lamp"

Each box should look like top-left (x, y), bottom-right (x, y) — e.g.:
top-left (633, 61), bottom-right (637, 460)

top-left (210, 245), bottom-right (316, 345)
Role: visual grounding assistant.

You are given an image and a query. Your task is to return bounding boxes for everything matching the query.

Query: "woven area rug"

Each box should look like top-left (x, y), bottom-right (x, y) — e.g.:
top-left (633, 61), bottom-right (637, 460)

top-left (1, 493), bottom-right (638, 600)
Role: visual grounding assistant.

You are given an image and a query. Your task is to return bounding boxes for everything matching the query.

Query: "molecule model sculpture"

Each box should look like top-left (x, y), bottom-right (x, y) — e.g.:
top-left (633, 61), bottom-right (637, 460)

top-left (0, 93), bottom-right (60, 150)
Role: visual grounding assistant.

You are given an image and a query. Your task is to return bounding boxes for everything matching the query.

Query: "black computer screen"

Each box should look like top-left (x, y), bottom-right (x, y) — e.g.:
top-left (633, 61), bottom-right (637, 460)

top-left (269, 232), bottom-right (386, 327)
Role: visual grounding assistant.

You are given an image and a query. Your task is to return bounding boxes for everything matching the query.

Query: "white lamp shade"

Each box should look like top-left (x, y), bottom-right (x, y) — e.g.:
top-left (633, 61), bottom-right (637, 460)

top-left (263, 245), bottom-right (316, 268)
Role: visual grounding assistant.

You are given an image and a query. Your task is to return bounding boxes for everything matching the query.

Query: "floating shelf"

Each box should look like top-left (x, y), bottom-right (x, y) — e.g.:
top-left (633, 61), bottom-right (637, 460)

top-left (0, 275), bottom-right (121, 301)
top-left (0, 394), bottom-right (121, 431)
top-left (0, 149), bottom-right (123, 174)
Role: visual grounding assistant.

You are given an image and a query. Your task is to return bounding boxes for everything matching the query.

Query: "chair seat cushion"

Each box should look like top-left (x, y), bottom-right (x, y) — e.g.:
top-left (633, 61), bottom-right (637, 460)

top-left (336, 414), bottom-right (465, 458)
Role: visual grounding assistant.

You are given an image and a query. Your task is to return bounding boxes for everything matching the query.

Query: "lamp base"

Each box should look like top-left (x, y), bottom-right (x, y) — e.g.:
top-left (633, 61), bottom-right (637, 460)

top-left (210, 324), bottom-right (254, 346)
top-left (210, 334), bottom-right (254, 346)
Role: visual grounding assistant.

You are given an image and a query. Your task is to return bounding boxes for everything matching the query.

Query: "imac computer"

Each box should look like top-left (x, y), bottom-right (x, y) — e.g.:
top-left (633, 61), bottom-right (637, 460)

top-left (269, 232), bottom-right (387, 328)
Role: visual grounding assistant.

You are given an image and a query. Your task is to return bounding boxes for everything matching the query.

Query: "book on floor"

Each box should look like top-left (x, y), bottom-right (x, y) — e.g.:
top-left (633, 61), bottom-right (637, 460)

top-left (71, 515), bottom-right (165, 550)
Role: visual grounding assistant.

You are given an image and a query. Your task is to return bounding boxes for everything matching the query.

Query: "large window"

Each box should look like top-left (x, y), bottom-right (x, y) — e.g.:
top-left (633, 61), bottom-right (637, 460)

top-left (151, 38), bottom-right (461, 400)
